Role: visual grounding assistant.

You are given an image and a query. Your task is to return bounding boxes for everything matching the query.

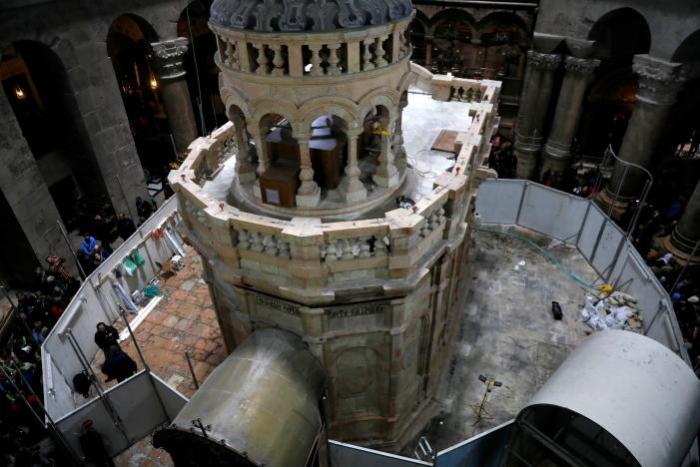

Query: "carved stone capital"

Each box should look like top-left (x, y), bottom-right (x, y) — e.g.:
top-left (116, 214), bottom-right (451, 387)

top-left (564, 56), bottom-right (600, 76)
top-left (150, 38), bottom-right (189, 80)
top-left (633, 55), bottom-right (685, 105)
top-left (526, 51), bottom-right (562, 71)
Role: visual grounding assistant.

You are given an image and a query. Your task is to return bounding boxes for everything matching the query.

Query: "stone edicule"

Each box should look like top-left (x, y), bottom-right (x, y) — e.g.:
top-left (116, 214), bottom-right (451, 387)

top-left (170, 0), bottom-right (501, 450)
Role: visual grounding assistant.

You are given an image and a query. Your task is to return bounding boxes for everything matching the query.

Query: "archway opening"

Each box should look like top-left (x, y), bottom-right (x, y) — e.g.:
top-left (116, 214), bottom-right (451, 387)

top-left (178, 0), bottom-right (224, 135)
top-left (431, 10), bottom-right (474, 75)
top-left (359, 105), bottom-right (391, 187)
top-left (307, 115), bottom-right (349, 194)
top-left (575, 67), bottom-right (639, 159)
top-left (1, 41), bottom-right (113, 232)
top-left (107, 14), bottom-right (173, 185)
top-left (588, 8), bottom-right (651, 61)
top-left (258, 113), bottom-right (300, 207)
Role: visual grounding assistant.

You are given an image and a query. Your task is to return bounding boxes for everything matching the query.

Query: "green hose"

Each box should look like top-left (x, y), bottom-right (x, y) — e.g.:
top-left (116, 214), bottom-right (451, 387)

top-left (476, 226), bottom-right (599, 291)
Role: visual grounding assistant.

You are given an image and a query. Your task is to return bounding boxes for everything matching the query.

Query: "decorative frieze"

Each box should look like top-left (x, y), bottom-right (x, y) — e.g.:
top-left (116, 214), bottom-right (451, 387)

top-left (526, 51), bottom-right (562, 71)
top-left (563, 56), bottom-right (600, 76)
top-left (633, 55), bottom-right (685, 105)
top-left (150, 38), bottom-right (189, 80)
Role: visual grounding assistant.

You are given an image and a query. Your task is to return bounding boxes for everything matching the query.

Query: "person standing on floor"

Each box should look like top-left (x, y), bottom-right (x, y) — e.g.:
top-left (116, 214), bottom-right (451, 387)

top-left (94, 323), bottom-right (120, 355)
top-left (101, 345), bottom-right (137, 383)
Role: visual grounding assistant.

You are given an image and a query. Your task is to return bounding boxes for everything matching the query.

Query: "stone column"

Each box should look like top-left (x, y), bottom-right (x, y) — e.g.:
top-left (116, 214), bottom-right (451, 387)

top-left (0, 90), bottom-right (74, 276)
top-left (344, 130), bottom-right (367, 202)
top-left (151, 38), bottom-right (199, 154)
top-left (513, 50), bottom-right (562, 179)
top-left (373, 119), bottom-right (400, 188)
top-left (598, 55), bottom-right (684, 213)
top-left (250, 128), bottom-right (269, 200)
top-left (233, 121), bottom-right (256, 184)
top-left (663, 179), bottom-right (700, 264)
top-left (424, 36), bottom-right (433, 69)
top-left (296, 137), bottom-right (321, 208)
top-left (542, 56), bottom-right (600, 175)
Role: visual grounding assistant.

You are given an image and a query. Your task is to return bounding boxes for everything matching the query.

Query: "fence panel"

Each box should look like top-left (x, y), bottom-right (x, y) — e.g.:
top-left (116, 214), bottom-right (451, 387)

top-left (54, 371), bottom-right (173, 458)
top-left (328, 440), bottom-right (431, 467)
top-left (517, 184), bottom-right (588, 243)
top-left (577, 206), bottom-right (606, 262)
top-left (474, 180), bottom-right (525, 225)
top-left (436, 421), bottom-right (513, 467)
top-left (590, 219), bottom-right (625, 277)
top-left (152, 373), bottom-right (189, 420)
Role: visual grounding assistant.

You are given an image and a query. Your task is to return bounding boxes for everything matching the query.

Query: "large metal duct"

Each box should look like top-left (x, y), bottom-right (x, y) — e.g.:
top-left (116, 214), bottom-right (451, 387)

top-left (153, 328), bottom-right (325, 467)
top-left (503, 330), bottom-right (700, 467)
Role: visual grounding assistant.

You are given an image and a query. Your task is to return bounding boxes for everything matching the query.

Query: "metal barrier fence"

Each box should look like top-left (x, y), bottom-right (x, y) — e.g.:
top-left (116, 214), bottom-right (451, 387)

top-left (41, 196), bottom-right (188, 457)
top-left (475, 179), bottom-right (690, 365)
top-left (435, 421), bottom-right (513, 467)
top-left (329, 441), bottom-right (432, 467)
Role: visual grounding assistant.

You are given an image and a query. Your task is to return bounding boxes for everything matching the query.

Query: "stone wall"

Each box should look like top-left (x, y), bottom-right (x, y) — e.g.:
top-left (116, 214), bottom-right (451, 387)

top-left (0, 0), bottom-right (190, 274)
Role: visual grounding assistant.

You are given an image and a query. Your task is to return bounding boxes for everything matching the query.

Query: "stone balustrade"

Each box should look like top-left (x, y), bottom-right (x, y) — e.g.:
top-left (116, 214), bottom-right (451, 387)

top-left (170, 73), bottom-right (501, 297)
top-left (210, 16), bottom-right (413, 78)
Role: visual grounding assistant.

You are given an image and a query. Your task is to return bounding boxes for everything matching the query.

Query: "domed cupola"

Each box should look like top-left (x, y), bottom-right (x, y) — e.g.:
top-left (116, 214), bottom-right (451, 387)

top-left (210, 0), bottom-right (414, 33)
top-left (210, 0), bottom-right (415, 214)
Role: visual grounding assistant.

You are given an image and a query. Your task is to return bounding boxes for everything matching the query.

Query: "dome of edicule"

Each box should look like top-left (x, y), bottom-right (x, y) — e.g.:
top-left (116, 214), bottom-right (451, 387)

top-left (210, 0), bottom-right (414, 33)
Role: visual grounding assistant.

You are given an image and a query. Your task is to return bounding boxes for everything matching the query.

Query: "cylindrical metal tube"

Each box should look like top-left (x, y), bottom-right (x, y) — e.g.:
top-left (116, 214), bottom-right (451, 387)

top-left (154, 328), bottom-right (325, 467)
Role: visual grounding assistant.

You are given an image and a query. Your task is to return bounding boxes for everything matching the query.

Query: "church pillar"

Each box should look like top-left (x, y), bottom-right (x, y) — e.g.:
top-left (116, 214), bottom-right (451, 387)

top-left (151, 38), bottom-right (199, 154)
top-left (344, 130), bottom-right (367, 203)
top-left (425, 36), bottom-right (433, 69)
top-left (296, 138), bottom-right (321, 208)
top-left (232, 118), bottom-right (256, 184)
top-left (513, 50), bottom-right (562, 179)
top-left (542, 56), bottom-right (599, 175)
top-left (662, 180), bottom-right (700, 264)
top-left (250, 128), bottom-right (268, 200)
top-left (373, 118), bottom-right (399, 188)
top-left (598, 55), bottom-right (684, 215)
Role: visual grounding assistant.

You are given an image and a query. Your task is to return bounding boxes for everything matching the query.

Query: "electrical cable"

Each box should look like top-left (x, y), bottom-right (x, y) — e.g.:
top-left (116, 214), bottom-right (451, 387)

top-left (476, 226), bottom-right (599, 291)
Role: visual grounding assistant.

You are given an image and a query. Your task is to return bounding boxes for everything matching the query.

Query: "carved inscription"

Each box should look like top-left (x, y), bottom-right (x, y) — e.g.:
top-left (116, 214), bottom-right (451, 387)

top-left (327, 303), bottom-right (387, 319)
top-left (255, 294), bottom-right (300, 316)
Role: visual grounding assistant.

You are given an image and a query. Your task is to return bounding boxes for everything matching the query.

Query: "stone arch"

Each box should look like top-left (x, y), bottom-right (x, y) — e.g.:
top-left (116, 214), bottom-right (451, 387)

top-left (220, 84), bottom-right (250, 120)
top-left (298, 96), bottom-right (360, 131)
top-left (672, 29), bottom-right (700, 63)
top-left (178, 0), bottom-right (222, 133)
top-left (251, 99), bottom-right (299, 132)
top-left (358, 89), bottom-right (398, 123)
top-left (1, 40), bottom-right (114, 231)
top-left (397, 69), bottom-right (416, 96)
top-left (410, 10), bottom-right (430, 64)
top-left (476, 11), bottom-right (529, 38)
top-left (108, 14), bottom-right (159, 48)
top-left (428, 8), bottom-right (477, 36)
top-left (107, 14), bottom-right (173, 179)
top-left (587, 8), bottom-right (651, 60)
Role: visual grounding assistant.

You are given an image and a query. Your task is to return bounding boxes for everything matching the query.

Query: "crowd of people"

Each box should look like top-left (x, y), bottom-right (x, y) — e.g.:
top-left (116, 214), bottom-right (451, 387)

top-left (0, 196), bottom-right (156, 466)
top-left (1, 254), bottom-right (80, 466)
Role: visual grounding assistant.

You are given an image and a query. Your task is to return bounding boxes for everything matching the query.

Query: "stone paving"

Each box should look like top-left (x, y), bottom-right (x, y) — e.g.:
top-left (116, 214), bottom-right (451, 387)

top-left (92, 246), bottom-right (226, 397)
top-left (413, 226), bottom-right (599, 454)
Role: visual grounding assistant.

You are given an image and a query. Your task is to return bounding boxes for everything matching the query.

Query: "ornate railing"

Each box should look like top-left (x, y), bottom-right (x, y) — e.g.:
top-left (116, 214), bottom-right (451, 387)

top-left (170, 72), bottom-right (501, 295)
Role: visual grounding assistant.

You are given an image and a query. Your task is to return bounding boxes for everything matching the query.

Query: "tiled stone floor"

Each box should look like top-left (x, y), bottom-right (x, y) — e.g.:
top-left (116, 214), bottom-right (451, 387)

top-left (109, 247), bottom-right (226, 466)
top-left (413, 226), bottom-right (598, 454)
top-left (92, 247), bottom-right (226, 397)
